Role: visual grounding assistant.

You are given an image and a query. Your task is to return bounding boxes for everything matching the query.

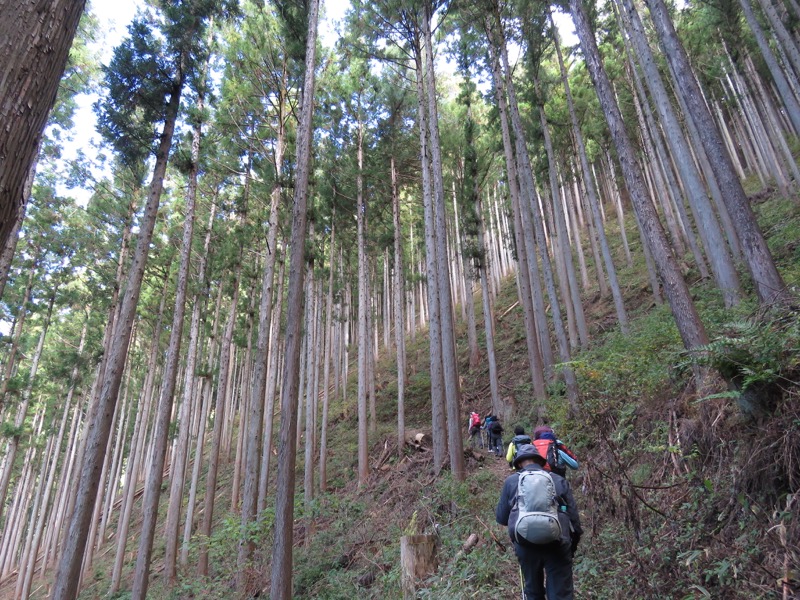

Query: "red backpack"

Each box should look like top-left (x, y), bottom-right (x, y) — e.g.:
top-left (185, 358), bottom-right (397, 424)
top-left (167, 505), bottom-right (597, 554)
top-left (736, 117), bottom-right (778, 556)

top-left (532, 438), bottom-right (560, 472)
top-left (470, 413), bottom-right (481, 428)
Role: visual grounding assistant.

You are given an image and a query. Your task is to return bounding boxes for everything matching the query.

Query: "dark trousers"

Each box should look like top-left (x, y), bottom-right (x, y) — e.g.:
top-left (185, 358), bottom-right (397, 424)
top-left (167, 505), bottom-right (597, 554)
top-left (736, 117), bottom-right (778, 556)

top-left (489, 432), bottom-right (503, 454)
top-left (514, 540), bottom-right (574, 600)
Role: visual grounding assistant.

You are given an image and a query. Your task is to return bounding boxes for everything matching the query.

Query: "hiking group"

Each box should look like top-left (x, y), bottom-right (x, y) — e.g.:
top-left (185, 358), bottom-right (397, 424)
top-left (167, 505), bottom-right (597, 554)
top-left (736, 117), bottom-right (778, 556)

top-left (468, 412), bottom-right (505, 454)
top-left (468, 413), bottom-right (582, 600)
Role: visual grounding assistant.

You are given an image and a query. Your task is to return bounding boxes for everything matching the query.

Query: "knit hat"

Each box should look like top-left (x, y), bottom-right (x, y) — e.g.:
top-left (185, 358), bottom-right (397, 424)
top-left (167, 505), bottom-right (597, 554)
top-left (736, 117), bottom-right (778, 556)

top-left (533, 425), bottom-right (554, 440)
top-left (512, 444), bottom-right (546, 468)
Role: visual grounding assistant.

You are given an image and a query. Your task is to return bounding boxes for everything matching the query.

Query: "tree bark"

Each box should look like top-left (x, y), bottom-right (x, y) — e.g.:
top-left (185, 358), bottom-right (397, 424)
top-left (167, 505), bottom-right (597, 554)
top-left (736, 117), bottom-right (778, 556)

top-left (412, 31), bottom-right (448, 471)
top-left (551, 18), bottom-right (630, 332)
top-left (163, 196), bottom-right (217, 585)
top-left (421, 1), bottom-right (464, 480)
top-left (0, 0), bottom-right (86, 250)
top-left (485, 16), bottom-right (547, 401)
top-left (391, 157), bottom-right (407, 454)
top-left (269, 0), bottom-right (319, 594)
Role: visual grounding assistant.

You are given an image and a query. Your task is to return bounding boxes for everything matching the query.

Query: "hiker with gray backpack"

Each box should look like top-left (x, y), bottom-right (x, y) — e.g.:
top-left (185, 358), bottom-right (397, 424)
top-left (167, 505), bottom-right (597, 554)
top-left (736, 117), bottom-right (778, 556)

top-left (496, 444), bottom-right (583, 600)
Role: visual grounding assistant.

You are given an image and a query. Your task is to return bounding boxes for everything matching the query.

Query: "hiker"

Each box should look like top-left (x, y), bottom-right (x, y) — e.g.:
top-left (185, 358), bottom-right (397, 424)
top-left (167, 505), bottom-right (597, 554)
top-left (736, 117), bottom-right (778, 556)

top-left (468, 411), bottom-right (482, 448)
top-left (506, 425), bottom-right (533, 469)
top-left (496, 444), bottom-right (583, 600)
top-left (482, 414), bottom-right (496, 451)
top-left (532, 425), bottom-right (579, 477)
top-left (487, 417), bottom-right (504, 456)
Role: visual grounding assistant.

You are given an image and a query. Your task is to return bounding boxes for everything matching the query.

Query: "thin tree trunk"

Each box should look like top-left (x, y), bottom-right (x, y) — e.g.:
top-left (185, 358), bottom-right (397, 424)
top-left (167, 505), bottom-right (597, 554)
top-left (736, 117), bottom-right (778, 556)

top-left (413, 33), bottom-right (448, 471)
top-left (390, 157), bottom-right (407, 455)
top-left (485, 16), bottom-right (547, 401)
top-left (269, 0), bottom-right (318, 593)
top-left (320, 224), bottom-right (336, 486)
top-left (130, 92), bottom-right (203, 599)
top-left (477, 189), bottom-right (501, 414)
top-left (570, 0), bottom-right (709, 351)
top-left (645, 0), bottom-right (790, 304)
top-left (197, 259), bottom-right (243, 576)
top-left (108, 288), bottom-right (167, 592)
top-left (303, 260), bottom-right (317, 543)
top-left (0, 287), bottom-right (55, 519)
top-left (258, 252), bottom-right (286, 513)
top-left (739, 0), bottom-right (800, 134)
top-left (422, 1), bottom-right (464, 479)
top-left (552, 18), bottom-right (629, 332)
top-left (356, 118), bottom-right (370, 487)
top-left (163, 196), bottom-right (217, 585)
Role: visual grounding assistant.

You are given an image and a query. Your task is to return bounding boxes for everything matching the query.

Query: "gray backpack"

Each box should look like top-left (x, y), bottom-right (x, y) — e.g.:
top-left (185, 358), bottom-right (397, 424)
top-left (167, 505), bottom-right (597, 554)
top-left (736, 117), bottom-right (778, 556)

top-left (513, 470), bottom-right (562, 544)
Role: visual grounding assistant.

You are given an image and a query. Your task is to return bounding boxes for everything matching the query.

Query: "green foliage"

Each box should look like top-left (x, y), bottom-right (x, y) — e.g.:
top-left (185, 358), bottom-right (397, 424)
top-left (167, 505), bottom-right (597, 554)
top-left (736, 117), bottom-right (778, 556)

top-left (95, 15), bottom-right (175, 169)
top-left (572, 304), bottom-right (683, 409)
top-left (682, 313), bottom-right (800, 416)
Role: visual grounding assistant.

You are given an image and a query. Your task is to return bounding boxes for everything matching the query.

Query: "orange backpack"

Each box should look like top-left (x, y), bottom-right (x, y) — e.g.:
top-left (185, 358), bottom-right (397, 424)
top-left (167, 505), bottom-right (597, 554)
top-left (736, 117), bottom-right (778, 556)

top-left (533, 438), bottom-right (560, 472)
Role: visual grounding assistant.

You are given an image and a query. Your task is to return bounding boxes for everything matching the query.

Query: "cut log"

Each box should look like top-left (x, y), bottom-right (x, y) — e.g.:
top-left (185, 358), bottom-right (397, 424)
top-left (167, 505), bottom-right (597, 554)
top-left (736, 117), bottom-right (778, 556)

top-left (400, 534), bottom-right (438, 599)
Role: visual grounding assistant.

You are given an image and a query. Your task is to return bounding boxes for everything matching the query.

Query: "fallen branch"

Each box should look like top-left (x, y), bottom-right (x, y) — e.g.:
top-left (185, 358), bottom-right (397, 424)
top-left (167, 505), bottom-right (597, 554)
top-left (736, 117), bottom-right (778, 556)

top-left (476, 515), bottom-right (506, 552)
top-left (498, 301), bottom-right (519, 320)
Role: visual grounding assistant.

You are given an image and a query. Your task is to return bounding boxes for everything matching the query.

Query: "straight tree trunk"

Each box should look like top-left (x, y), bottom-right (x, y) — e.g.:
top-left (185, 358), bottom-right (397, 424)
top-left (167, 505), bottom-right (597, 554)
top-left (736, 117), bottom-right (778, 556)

top-left (569, 0), bottom-right (709, 351)
top-left (197, 257), bottom-right (243, 576)
top-left (422, 1), bottom-right (464, 480)
top-left (49, 73), bottom-right (183, 600)
top-left (320, 225), bottom-right (336, 486)
top-left (258, 253), bottom-right (286, 513)
top-left (269, 0), bottom-right (319, 594)
top-left (356, 118), bottom-right (370, 487)
top-left (485, 17), bottom-right (547, 401)
top-left (163, 197), bottom-right (217, 585)
top-left (16, 389), bottom-right (71, 600)
top-left (617, 0), bottom-right (738, 306)
top-left (0, 288), bottom-right (55, 529)
top-left (738, 0), bottom-right (800, 135)
top-left (303, 260), bottom-right (317, 541)
top-left (237, 97), bottom-right (286, 575)
top-left (130, 89), bottom-right (203, 598)
top-left (551, 18), bottom-right (629, 333)
top-left (0, 264), bottom-right (36, 414)
top-left (391, 157), bottom-right (407, 454)
top-left (645, 0), bottom-right (790, 305)
top-left (108, 290), bottom-right (167, 593)
top-left (477, 191), bottom-right (502, 414)
top-left (412, 34), bottom-right (448, 471)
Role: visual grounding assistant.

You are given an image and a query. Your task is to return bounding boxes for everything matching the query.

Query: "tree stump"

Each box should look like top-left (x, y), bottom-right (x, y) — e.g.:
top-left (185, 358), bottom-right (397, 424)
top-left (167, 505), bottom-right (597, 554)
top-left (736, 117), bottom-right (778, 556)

top-left (400, 534), bottom-right (438, 599)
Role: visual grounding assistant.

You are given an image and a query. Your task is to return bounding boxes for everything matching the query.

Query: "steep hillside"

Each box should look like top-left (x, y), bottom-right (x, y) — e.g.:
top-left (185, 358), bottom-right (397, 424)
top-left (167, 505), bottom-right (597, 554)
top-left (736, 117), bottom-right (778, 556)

top-left (63, 195), bottom-right (799, 600)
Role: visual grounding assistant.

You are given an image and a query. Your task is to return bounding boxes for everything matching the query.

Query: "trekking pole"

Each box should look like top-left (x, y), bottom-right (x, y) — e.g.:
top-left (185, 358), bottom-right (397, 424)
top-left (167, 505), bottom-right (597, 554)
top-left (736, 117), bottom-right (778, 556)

top-left (519, 565), bottom-right (525, 600)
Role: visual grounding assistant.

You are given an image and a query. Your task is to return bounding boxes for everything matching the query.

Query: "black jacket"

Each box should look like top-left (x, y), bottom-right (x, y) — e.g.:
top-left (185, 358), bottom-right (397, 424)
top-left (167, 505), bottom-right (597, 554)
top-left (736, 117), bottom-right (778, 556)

top-left (495, 463), bottom-right (583, 545)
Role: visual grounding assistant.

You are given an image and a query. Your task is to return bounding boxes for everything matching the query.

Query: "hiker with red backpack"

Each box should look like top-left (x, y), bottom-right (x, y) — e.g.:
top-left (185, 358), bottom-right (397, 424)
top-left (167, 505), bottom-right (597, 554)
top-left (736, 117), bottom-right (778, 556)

top-left (468, 411), bottom-right (482, 448)
top-left (532, 425), bottom-right (579, 477)
top-left (496, 444), bottom-right (583, 600)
